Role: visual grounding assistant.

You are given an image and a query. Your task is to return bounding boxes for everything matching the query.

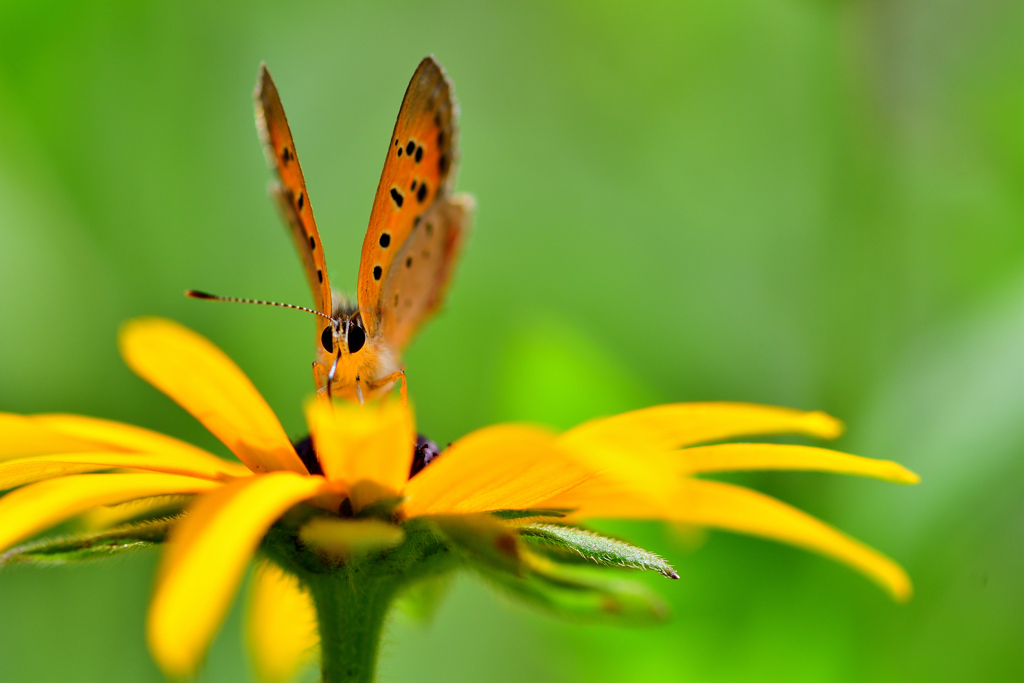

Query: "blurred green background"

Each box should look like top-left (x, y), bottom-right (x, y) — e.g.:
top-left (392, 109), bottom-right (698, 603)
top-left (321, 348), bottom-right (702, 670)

top-left (2, 0), bottom-right (1023, 681)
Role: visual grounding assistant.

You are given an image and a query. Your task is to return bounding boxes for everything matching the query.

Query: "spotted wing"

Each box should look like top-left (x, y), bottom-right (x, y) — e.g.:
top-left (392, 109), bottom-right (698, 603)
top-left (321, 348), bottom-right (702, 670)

top-left (380, 194), bottom-right (473, 350)
top-left (357, 56), bottom-right (460, 340)
top-left (255, 64), bottom-right (333, 324)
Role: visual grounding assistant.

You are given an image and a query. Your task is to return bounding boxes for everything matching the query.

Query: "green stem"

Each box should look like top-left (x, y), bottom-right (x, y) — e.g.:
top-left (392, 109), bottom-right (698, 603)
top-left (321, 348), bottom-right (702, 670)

top-left (305, 570), bottom-right (401, 683)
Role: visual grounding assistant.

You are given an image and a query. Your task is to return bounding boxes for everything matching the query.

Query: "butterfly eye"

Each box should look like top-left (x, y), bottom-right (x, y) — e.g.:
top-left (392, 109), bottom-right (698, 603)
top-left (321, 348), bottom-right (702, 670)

top-left (347, 324), bottom-right (366, 354)
top-left (321, 326), bottom-right (334, 353)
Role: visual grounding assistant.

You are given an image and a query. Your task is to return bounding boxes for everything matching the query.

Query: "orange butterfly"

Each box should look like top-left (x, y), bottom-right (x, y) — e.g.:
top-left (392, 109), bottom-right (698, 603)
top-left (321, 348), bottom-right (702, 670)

top-left (191, 57), bottom-right (473, 403)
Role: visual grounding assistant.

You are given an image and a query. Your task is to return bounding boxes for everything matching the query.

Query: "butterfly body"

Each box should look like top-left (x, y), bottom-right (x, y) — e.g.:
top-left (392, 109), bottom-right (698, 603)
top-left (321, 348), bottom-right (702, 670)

top-left (254, 57), bottom-right (472, 401)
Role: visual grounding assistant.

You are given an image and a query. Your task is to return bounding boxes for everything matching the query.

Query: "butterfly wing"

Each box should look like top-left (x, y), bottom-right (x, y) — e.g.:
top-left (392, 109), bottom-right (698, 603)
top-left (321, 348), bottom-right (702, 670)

top-left (357, 56), bottom-right (464, 343)
top-left (380, 193), bottom-right (474, 350)
top-left (255, 64), bottom-right (333, 323)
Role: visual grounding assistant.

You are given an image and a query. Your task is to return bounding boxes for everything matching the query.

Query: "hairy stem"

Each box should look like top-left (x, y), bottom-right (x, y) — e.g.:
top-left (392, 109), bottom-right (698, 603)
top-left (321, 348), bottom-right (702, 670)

top-left (306, 570), bottom-right (401, 683)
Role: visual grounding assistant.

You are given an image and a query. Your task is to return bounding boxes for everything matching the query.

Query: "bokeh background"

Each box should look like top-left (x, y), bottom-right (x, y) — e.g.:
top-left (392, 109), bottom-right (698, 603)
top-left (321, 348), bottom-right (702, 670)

top-left (2, 1), bottom-right (1023, 681)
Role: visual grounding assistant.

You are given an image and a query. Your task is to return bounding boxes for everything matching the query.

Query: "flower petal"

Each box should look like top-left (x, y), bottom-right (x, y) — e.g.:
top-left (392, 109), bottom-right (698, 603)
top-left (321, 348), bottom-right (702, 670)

top-left (119, 318), bottom-right (305, 474)
top-left (147, 471), bottom-right (327, 678)
top-left (0, 451), bottom-right (246, 490)
top-left (32, 414), bottom-right (251, 476)
top-left (299, 518), bottom-right (405, 560)
top-left (677, 443), bottom-right (920, 484)
top-left (545, 476), bottom-right (911, 601)
top-left (246, 561), bottom-right (318, 683)
top-left (403, 425), bottom-right (594, 517)
top-left (0, 473), bottom-right (220, 552)
top-left (305, 399), bottom-right (414, 504)
top-left (0, 414), bottom-right (106, 459)
top-left (561, 402), bottom-right (843, 452)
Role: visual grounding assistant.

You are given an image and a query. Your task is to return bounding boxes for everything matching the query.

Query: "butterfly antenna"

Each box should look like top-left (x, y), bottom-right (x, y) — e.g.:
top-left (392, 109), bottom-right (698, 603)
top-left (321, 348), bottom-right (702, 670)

top-left (185, 290), bottom-right (335, 323)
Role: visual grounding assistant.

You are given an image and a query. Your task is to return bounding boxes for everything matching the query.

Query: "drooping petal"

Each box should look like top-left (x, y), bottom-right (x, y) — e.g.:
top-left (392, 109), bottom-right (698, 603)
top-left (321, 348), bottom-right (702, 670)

top-left (147, 471), bottom-right (327, 679)
top-left (246, 561), bottom-right (318, 683)
top-left (545, 476), bottom-right (912, 601)
top-left (32, 414), bottom-right (251, 476)
top-left (561, 402), bottom-right (843, 452)
top-left (299, 518), bottom-right (405, 560)
top-left (676, 443), bottom-right (920, 484)
top-left (305, 400), bottom-right (414, 506)
top-left (0, 414), bottom-right (106, 459)
top-left (119, 318), bottom-right (305, 475)
top-left (403, 425), bottom-right (594, 517)
top-left (0, 451), bottom-right (247, 490)
top-left (0, 473), bottom-right (220, 552)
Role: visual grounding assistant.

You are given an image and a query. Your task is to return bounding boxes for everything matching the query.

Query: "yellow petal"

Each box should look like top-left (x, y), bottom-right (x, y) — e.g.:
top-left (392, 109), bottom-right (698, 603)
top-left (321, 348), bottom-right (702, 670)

top-left (299, 517), bottom-right (404, 560)
top-left (147, 471), bottom-right (326, 679)
top-left (0, 473), bottom-right (220, 552)
top-left (32, 414), bottom-right (251, 476)
top-left (119, 318), bottom-right (305, 475)
top-left (546, 476), bottom-right (911, 601)
top-left (403, 425), bottom-right (594, 517)
top-left (561, 402), bottom-right (843, 452)
top-left (0, 413), bottom-right (106, 459)
top-left (677, 443), bottom-right (920, 484)
top-left (246, 561), bottom-right (318, 683)
top-left (0, 451), bottom-right (247, 490)
top-left (81, 495), bottom-right (190, 530)
top-left (305, 399), bottom-right (414, 505)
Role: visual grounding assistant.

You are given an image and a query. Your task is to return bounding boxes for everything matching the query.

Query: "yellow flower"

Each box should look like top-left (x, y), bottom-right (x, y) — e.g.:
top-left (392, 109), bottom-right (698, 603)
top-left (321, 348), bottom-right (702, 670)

top-left (0, 318), bottom-right (917, 681)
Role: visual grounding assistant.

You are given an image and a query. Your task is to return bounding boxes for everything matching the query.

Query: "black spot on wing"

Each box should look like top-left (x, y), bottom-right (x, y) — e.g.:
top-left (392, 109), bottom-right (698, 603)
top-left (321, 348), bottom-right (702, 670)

top-left (417, 182), bottom-right (427, 203)
top-left (415, 146), bottom-right (423, 163)
top-left (390, 188), bottom-right (404, 207)
top-left (406, 257), bottom-right (413, 268)
top-left (317, 269), bottom-right (323, 283)
top-left (379, 233), bottom-right (391, 248)
top-left (406, 141), bottom-right (415, 155)
top-left (309, 235), bottom-right (316, 249)
top-left (373, 265), bottom-right (382, 280)
top-left (297, 192), bottom-right (304, 210)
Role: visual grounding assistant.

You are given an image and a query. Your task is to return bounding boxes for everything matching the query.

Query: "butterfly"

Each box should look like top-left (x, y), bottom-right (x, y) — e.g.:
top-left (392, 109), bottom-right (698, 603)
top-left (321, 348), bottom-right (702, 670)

top-left (192, 57), bottom-right (473, 403)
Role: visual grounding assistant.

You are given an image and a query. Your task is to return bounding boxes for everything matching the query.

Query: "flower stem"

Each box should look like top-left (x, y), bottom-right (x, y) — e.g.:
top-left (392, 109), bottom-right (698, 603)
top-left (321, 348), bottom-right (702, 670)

top-left (305, 571), bottom-right (401, 683)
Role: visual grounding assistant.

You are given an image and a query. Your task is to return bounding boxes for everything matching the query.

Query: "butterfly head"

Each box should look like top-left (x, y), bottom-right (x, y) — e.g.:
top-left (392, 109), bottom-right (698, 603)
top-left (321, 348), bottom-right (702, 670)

top-left (320, 312), bottom-right (367, 358)
top-left (314, 302), bottom-right (400, 402)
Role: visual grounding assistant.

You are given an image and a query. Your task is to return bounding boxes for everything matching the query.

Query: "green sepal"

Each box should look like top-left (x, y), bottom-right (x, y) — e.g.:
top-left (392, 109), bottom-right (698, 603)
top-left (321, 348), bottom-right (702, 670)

top-left (0, 517), bottom-right (176, 566)
top-left (489, 508), bottom-right (571, 521)
top-left (519, 523), bottom-right (679, 579)
top-left (428, 514), bottom-right (522, 576)
top-left (395, 572), bottom-right (455, 624)
top-left (480, 550), bottom-right (670, 625)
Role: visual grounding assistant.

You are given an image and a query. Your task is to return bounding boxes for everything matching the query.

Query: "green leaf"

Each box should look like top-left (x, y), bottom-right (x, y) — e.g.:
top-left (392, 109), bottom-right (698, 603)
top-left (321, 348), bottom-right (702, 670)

top-left (480, 550), bottom-right (670, 625)
top-left (519, 523), bottom-right (679, 578)
top-left (489, 508), bottom-right (570, 520)
top-left (0, 517), bottom-right (176, 566)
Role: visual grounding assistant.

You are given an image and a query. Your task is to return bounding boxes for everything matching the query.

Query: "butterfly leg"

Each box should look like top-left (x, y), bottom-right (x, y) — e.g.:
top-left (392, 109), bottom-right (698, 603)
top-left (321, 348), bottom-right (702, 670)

top-left (326, 350), bottom-right (342, 401)
top-left (366, 369), bottom-right (408, 404)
